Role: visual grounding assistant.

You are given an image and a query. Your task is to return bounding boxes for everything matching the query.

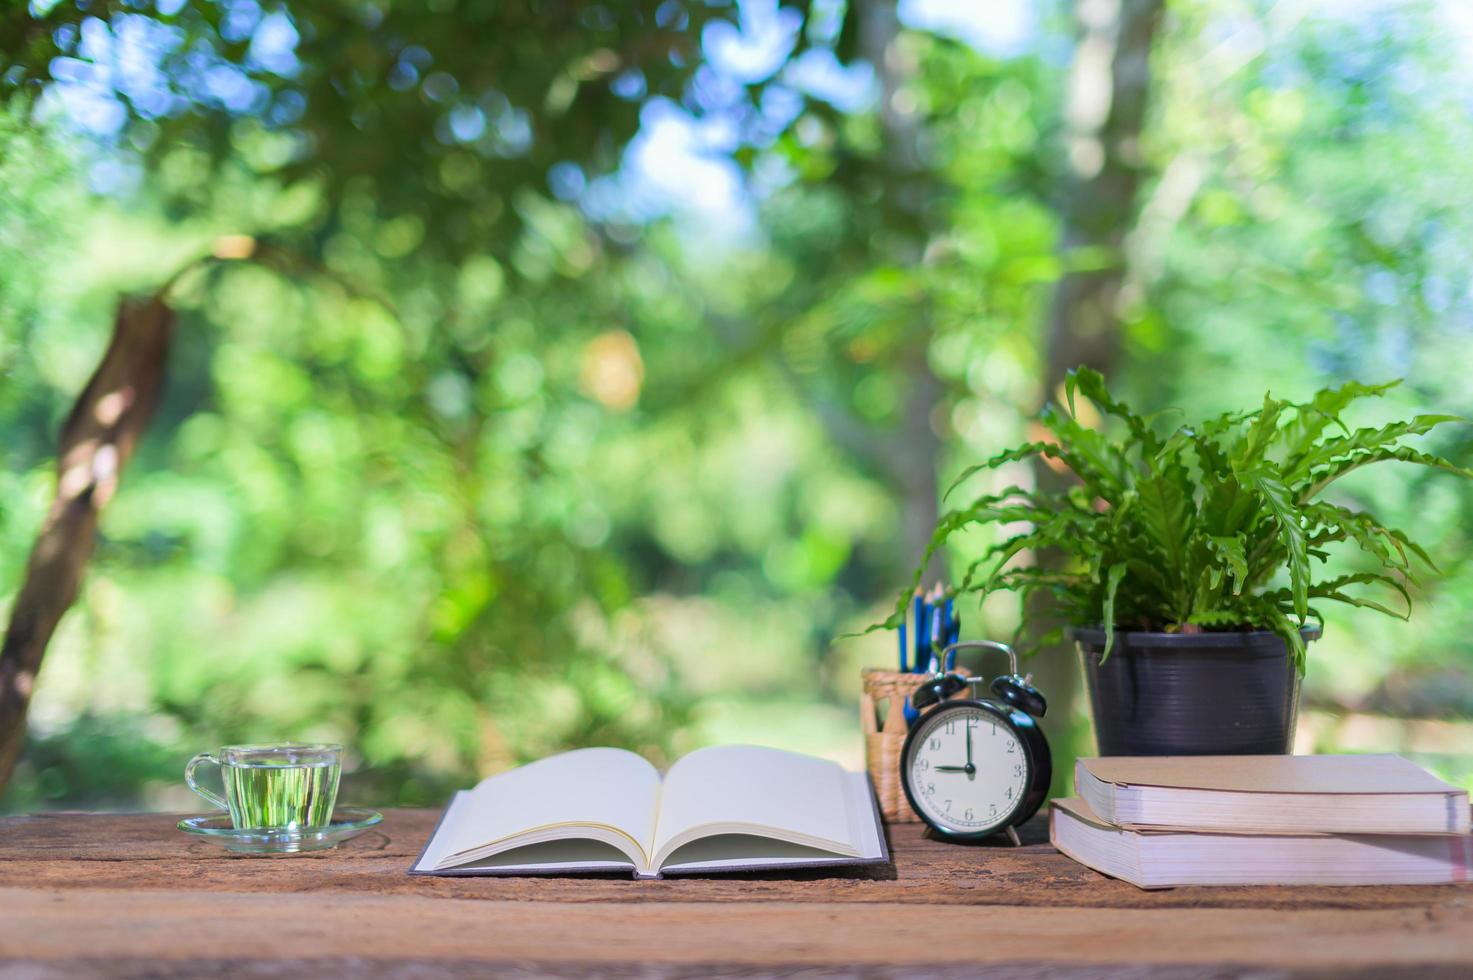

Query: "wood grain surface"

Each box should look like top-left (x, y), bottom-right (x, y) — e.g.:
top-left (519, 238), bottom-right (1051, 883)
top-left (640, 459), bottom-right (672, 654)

top-left (0, 807), bottom-right (1469, 978)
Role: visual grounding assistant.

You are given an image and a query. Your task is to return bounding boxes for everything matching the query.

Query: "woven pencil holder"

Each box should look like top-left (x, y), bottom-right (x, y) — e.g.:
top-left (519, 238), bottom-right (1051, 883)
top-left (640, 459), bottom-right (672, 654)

top-left (860, 667), bottom-right (968, 824)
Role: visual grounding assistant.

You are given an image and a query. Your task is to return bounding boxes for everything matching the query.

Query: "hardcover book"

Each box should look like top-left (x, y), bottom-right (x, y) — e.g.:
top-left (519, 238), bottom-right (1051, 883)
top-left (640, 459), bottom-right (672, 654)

top-left (411, 745), bottom-right (888, 879)
top-left (1075, 754), bottom-right (1470, 835)
top-left (1051, 797), bottom-right (1472, 889)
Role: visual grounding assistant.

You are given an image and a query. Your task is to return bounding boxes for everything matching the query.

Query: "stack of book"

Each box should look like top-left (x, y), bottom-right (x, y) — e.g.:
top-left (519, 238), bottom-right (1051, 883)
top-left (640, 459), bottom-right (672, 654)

top-left (1050, 754), bottom-right (1472, 889)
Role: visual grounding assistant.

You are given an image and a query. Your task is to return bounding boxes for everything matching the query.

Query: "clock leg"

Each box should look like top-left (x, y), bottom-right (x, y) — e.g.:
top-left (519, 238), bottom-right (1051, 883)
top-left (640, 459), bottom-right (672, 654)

top-left (1005, 825), bottom-right (1022, 848)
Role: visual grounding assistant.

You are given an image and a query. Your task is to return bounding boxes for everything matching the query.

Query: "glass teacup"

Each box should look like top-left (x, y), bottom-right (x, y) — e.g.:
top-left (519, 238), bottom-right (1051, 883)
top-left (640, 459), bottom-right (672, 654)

top-left (185, 742), bottom-right (342, 831)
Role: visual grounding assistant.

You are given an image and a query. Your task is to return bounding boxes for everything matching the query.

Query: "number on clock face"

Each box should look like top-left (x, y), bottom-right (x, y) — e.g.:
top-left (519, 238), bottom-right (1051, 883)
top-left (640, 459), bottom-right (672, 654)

top-left (907, 705), bottom-right (1028, 833)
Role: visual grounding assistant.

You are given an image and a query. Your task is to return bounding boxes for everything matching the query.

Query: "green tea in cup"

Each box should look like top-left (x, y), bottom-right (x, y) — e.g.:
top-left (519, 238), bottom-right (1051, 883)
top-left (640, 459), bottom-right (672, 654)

top-left (185, 743), bottom-right (342, 831)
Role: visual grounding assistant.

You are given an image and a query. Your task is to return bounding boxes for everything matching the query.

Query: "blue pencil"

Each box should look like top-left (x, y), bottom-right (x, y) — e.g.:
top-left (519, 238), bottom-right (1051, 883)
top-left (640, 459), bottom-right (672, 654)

top-left (914, 592), bottom-right (927, 672)
top-left (929, 600), bottom-right (943, 673)
top-left (898, 615), bottom-right (908, 672)
top-left (911, 592), bottom-right (924, 671)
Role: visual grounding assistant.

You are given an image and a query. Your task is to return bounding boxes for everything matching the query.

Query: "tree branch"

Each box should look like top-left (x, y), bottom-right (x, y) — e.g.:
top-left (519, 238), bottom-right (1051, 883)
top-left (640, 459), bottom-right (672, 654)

top-left (0, 294), bottom-right (175, 793)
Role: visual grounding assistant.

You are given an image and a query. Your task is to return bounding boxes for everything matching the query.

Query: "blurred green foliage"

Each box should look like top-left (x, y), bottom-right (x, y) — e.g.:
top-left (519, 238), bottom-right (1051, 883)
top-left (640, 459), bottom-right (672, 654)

top-left (0, 0), bottom-right (845, 262)
top-left (1, 0), bottom-right (1471, 811)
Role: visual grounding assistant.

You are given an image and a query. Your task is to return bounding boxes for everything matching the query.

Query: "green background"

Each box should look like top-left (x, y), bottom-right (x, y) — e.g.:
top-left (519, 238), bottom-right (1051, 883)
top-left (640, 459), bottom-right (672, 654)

top-left (1, 0), bottom-right (1470, 812)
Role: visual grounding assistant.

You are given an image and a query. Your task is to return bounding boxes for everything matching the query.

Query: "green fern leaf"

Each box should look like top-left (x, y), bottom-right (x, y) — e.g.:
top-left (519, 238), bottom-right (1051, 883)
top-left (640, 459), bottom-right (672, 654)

top-left (1039, 403), bottom-right (1129, 499)
top-left (1240, 466), bottom-right (1309, 619)
top-left (1206, 535), bottom-right (1249, 594)
top-left (1065, 366), bottom-right (1162, 455)
top-left (1137, 466), bottom-right (1193, 614)
top-left (1281, 380), bottom-right (1400, 464)
top-left (1301, 443), bottom-right (1473, 500)
top-left (1229, 393), bottom-right (1288, 468)
top-left (1099, 562), bottom-right (1128, 661)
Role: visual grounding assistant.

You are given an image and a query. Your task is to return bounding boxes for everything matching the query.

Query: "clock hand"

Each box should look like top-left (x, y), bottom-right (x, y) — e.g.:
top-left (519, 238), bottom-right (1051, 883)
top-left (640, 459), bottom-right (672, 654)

top-left (965, 719), bottom-right (973, 773)
top-left (933, 765), bottom-right (970, 772)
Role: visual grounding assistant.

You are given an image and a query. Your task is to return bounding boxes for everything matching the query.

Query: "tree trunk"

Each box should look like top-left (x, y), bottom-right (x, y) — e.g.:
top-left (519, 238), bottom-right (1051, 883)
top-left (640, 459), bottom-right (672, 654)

top-left (0, 295), bottom-right (174, 794)
top-left (858, 0), bottom-right (946, 582)
top-left (1047, 0), bottom-right (1163, 395)
top-left (1033, 0), bottom-right (1165, 781)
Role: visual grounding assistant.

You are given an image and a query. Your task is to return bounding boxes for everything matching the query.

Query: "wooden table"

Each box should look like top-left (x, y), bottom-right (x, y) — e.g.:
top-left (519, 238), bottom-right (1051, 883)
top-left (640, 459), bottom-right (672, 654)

top-left (0, 808), bottom-right (1469, 978)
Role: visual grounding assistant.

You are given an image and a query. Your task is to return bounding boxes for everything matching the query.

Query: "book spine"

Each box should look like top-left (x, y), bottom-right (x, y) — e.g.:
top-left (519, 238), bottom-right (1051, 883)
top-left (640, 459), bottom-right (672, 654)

top-left (1448, 793), bottom-right (1471, 834)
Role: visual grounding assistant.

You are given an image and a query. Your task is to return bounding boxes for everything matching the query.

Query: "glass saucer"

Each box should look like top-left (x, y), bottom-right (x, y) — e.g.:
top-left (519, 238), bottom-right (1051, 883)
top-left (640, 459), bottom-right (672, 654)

top-left (178, 807), bottom-right (383, 854)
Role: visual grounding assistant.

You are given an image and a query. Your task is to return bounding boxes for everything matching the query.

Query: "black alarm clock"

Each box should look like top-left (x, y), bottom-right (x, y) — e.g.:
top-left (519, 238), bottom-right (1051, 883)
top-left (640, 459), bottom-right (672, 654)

top-left (899, 640), bottom-right (1051, 845)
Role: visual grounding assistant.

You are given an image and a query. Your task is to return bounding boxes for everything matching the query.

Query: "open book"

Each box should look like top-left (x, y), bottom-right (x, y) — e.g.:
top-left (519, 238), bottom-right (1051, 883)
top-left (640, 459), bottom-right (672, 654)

top-left (410, 745), bottom-right (888, 879)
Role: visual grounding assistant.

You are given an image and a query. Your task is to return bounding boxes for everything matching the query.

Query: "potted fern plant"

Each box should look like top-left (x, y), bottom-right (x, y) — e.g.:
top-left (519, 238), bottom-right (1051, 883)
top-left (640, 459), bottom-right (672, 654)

top-left (907, 368), bottom-right (1470, 756)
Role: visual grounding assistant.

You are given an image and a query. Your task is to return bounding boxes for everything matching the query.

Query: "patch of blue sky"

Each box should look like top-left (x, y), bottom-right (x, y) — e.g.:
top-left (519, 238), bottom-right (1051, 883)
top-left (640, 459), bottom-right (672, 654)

top-left (611, 68), bottom-right (648, 102)
top-left (40, 18), bottom-right (131, 136)
top-left (606, 0), bottom-right (1030, 240)
top-left (202, 63), bottom-right (263, 113)
top-left (247, 10), bottom-right (300, 78)
top-left (447, 104), bottom-right (487, 144)
top-left (43, 5), bottom-right (298, 141)
top-left (899, 0), bottom-right (1038, 59)
top-left (219, 0), bottom-right (262, 44)
top-left (587, 0), bottom-right (848, 238)
top-left (783, 48), bottom-right (876, 113)
top-left (702, 0), bottom-right (803, 84)
top-left (41, 65), bottom-right (127, 137)
top-left (593, 97), bottom-right (750, 226)
top-left (112, 15), bottom-right (185, 118)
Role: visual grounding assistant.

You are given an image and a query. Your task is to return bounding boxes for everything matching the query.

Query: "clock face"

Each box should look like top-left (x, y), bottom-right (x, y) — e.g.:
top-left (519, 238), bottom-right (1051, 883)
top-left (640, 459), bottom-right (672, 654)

top-left (904, 703), bottom-right (1030, 835)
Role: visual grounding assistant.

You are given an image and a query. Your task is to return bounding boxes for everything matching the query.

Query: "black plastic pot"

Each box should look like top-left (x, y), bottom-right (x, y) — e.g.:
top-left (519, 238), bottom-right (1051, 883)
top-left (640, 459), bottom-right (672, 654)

top-left (1071, 625), bottom-right (1321, 756)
